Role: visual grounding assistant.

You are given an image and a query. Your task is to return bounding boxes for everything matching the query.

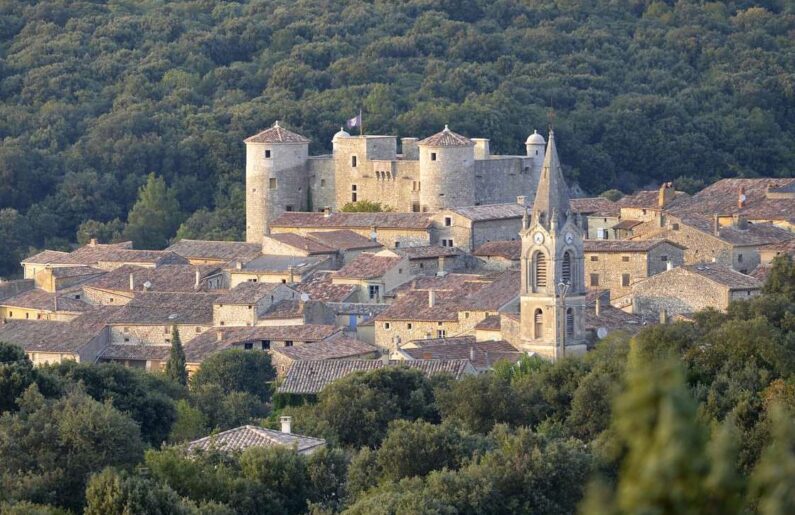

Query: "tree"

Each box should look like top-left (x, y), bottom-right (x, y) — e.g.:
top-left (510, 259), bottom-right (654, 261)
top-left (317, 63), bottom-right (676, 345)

top-left (165, 326), bottom-right (188, 386)
top-left (190, 349), bottom-right (275, 402)
top-left (340, 200), bottom-right (393, 212)
top-left (750, 405), bottom-right (795, 514)
top-left (84, 468), bottom-right (192, 515)
top-left (0, 209), bottom-right (31, 278)
top-left (435, 373), bottom-right (527, 433)
top-left (0, 342), bottom-right (40, 413)
top-left (599, 189), bottom-right (624, 202)
top-left (123, 173), bottom-right (182, 249)
top-left (76, 218), bottom-right (125, 246)
top-left (763, 255), bottom-right (795, 301)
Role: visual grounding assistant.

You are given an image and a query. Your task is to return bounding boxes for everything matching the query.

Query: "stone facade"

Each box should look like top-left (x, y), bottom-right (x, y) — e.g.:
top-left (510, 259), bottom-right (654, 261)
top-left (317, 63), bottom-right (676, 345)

top-left (245, 124), bottom-right (547, 243)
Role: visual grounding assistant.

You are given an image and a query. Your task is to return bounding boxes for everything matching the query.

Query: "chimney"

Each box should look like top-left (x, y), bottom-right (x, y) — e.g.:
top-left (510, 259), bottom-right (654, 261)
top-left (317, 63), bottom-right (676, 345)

top-left (658, 182), bottom-right (674, 209)
top-left (469, 346), bottom-right (475, 361)
top-left (516, 195), bottom-right (527, 206)
top-left (235, 261), bottom-right (243, 270)
top-left (381, 352), bottom-right (390, 364)
top-left (129, 273), bottom-right (135, 291)
top-left (713, 214), bottom-right (720, 236)
top-left (216, 330), bottom-right (223, 342)
top-left (323, 207), bottom-right (332, 218)
top-left (595, 297), bottom-right (601, 317)
top-left (195, 270), bottom-right (201, 289)
top-left (428, 290), bottom-right (436, 307)
top-left (369, 226), bottom-right (378, 241)
top-left (738, 186), bottom-right (746, 208)
top-left (280, 416), bottom-right (292, 434)
top-left (472, 138), bottom-right (490, 160)
top-left (89, 238), bottom-right (97, 247)
top-left (734, 214), bottom-right (748, 230)
top-left (438, 256), bottom-right (446, 274)
top-left (288, 265), bottom-right (295, 284)
top-left (666, 260), bottom-right (674, 271)
top-left (659, 309), bottom-right (669, 325)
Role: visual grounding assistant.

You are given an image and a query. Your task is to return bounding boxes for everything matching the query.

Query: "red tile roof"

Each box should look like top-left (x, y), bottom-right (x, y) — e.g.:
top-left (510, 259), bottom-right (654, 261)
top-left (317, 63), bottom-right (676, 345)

top-left (334, 253), bottom-right (403, 280)
top-left (271, 212), bottom-right (431, 230)
top-left (473, 240), bottom-right (522, 260)
top-left (244, 122), bottom-right (310, 144)
top-left (417, 126), bottom-right (473, 147)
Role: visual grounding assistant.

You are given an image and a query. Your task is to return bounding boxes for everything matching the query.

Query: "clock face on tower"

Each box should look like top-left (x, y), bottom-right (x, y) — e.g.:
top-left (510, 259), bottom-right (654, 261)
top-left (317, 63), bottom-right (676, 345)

top-left (565, 232), bottom-right (574, 244)
top-left (533, 232), bottom-right (544, 244)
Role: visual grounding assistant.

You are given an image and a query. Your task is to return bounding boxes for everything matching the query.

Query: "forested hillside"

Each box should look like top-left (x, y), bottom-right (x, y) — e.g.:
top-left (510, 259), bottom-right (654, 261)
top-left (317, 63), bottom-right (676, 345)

top-left (1, 0), bottom-right (794, 276)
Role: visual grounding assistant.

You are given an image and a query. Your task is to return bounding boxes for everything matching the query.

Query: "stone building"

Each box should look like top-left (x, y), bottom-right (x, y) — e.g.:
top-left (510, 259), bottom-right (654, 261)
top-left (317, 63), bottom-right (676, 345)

top-left (431, 202), bottom-right (526, 251)
top-left (583, 239), bottom-right (685, 299)
top-left (630, 264), bottom-right (761, 317)
top-left (570, 197), bottom-right (620, 240)
top-left (330, 251), bottom-right (411, 303)
top-left (518, 130), bottom-right (588, 360)
top-left (245, 122), bottom-right (547, 244)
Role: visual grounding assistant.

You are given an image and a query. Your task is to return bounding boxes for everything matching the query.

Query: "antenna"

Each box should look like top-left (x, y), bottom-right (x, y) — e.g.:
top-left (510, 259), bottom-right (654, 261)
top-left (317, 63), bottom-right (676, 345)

top-left (547, 107), bottom-right (556, 132)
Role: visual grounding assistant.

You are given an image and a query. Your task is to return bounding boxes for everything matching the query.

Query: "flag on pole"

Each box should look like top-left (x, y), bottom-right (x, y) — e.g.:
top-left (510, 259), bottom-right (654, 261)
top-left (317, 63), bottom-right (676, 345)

top-left (346, 110), bottom-right (362, 130)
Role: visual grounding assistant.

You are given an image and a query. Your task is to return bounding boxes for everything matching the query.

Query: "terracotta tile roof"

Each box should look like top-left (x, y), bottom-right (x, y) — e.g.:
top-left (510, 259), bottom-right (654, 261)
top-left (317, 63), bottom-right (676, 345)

top-left (749, 264), bottom-right (771, 283)
top-left (49, 266), bottom-right (105, 280)
top-left (447, 203), bottom-right (526, 221)
top-left (99, 344), bottom-right (171, 361)
top-left (277, 359), bottom-right (474, 394)
top-left (400, 340), bottom-right (523, 370)
top-left (65, 246), bottom-right (188, 267)
top-left (405, 335), bottom-right (477, 348)
top-left (396, 246), bottom-right (463, 259)
top-left (83, 264), bottom-right (220, 293)
top-left (671, 178), bottom-right (795, 222)
top-left (108, 292), bottom-right (220, 325)
top-left (334, 253), bottom-right (403, 280)
top-left (378, 289), bottom-right (463, 322)
top-left (294, 272), bottom-right (356, 302)
top-left (617, 189), bottom-right (689, 209)
top-left (260, 299), bottom-right (304, 320)
top-left (0, 289), bottom-right (91, 313)
top-left (324, 302), bottom-right (390, 317)
top-left (214, 282), bottom-right (287, 305)
top-left (271, 212), bottom-right (431, 230)
top-left (306, 230), bottom-right (382, 251)
top-left (473, 240), bottom-right (522, 260)
top-left (612, 219), bottom-right (644, 230)
top-left (269, 233), bottom-right (336, 254)
top-left (0, 280), bottom-right (35, 302)
top-left (166, 239), bottom-right (262, 263)
top-left (475, 315), bottom-right (501, 331)
top-left (583, 239), bottom-right (683, 252)
top-left (21, 250), bottom-right (71, 264)
top-left (244, 122), bottom-right (310, 144)
top-left (0, 320), bottom-right (103, 354)
top-left (682, 264), bottom-right (762, 289)
top-left (585, 294), bottom-right (648, 333)
top-left (759, 239), bottom-right (795, 256)
top-left (672, 214), bottom-right (794, 246)
top-left (184, 325), bottom-right (340, 362)
top-left (273, 337), bottom-right (378, 361)
top-left (571, 197), bottom-right (619, 217)
top-left (458, 269), bottom-right (520, 311)
top-left (417, 126), bottom-right (473, 147)
top-left (186, 425), bottom-right (325, 454)
top-left (235, 255), bottom-right (328, 273)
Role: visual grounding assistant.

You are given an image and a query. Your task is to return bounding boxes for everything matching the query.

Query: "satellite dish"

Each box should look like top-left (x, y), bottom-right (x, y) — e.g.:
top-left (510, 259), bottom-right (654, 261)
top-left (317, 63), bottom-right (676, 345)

top-left (300, 293), bottom-right (310, 302)
top-left (143, 281), bottom-right (152, 289)
top-left (596, 327), bottom-right (608, 339)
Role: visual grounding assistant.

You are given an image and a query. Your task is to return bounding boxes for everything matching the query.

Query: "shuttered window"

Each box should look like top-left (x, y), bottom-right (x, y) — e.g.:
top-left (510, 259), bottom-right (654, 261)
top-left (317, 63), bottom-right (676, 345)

top-left (534, 309), bottom-right (543, 339)
top-left (562, 252), bottom-right (572, 286)
top-left (566, 308), bottom-right (574, 336)
top-left (535, 253), bottom-right (547, 289)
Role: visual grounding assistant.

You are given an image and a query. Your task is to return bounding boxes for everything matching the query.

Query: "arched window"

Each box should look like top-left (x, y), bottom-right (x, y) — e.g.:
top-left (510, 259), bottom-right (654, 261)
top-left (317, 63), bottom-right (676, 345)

top-left (534, 252), bottom-right (547, 290)
top-left (566, 307), bottom-right (574, 336)
top-left (534, 309), bottom-right (543, 339)
top-left (562, 251), bottom-right (572, 286)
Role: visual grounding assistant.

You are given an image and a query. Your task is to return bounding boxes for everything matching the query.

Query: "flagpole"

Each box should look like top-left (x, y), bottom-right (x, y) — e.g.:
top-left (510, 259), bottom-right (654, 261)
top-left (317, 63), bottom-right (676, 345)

top-left (359, 109), bottom-right (363, 136)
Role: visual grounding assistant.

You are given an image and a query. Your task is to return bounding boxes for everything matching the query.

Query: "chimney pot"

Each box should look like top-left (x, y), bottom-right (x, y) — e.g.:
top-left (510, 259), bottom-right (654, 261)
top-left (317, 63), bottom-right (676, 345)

top-left (323, 207), bottom-right (332, 218)
top-left (516, 195), bottom-right (527, 206)
top-left (280, 416), bottom-right (292, 434)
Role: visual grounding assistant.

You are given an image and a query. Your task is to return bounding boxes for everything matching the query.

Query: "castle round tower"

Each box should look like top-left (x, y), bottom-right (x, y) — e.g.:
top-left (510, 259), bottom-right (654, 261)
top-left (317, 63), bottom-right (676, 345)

top-left (417, 125), bottom-right (475, 212)
top-left (244, 121), bottom-right (310, 243)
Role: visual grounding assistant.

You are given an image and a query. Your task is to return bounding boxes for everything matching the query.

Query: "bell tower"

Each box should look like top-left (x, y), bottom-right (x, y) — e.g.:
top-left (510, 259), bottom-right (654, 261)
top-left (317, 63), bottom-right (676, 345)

top-left (519, 130), bottom-right (588, 360)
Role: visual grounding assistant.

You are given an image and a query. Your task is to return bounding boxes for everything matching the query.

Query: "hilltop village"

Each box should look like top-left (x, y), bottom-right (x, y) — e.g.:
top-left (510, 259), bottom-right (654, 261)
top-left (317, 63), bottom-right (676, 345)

top-left (1, 122), bottom-right (794, 392)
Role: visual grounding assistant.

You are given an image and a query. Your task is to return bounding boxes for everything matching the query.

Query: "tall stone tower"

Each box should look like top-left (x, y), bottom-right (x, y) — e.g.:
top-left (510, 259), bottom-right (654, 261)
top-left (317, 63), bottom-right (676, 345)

top-left (245, 121), bottom-right (310, 243)
top-left (417, 125), bottom-right (475, 212)
top-left (519, 130), bottom-right (588, 360)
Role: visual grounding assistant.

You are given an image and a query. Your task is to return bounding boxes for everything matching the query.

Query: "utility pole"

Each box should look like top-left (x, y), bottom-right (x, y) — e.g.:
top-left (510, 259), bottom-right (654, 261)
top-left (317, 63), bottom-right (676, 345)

top-left (557, 281), bottom-right (569, 360)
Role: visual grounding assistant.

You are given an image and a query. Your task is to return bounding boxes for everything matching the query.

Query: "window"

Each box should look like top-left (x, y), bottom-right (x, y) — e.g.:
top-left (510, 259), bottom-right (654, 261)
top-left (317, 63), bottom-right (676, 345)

top-left (661, 255), bottom-right (668, 262)
top-left (25, 313), bottom-right (29, 319)
top-left (622, 256), bottom-right (630, 262)
top-left (642, 209), bottom-right (647, 215)
top-left (269, 178), bottom-right (277, 189)
top-left (407, 323), bottom-right (412, 329)
top-left (351, 156), bottom-right (357, 167)
top-left (444, 217), bottom-right (452, 227)
top-left (566, 308), bottom-right (574, 336)
top-left (75, 294), bottom-right (81, 300)
top-left (419, 263), bottom-right (424, 269)
top-left (437, 329), bottom-right (446, 338)
top-left (534, 252), bottom-right (547, 289)
top-left (285, 341), bottom-right (293, 347)
top-left (562, 251), bottom-right (572, 286)
top-left (264, 149), bottom-right (271, 158)
top-left (534, 309), bottom-right (543, 339)
top-left (164, 327), bottom-right (169, 334)
top-left (398, 268), bottom-right (403, 274)
top-left (220, 321), bottom-right (225, 326)
top-left (261, 340), bottom-right (271, 350)
top-left (195, 327), bottom-right (201, 333)
top-left (431, 152), bottom-right (437, 161)
top-left (109, 298), bottom-right (114, 303)
top-left (621, 274), bottom-right (630, 287)
top-left (384, 322), bottom-right (391, 330)
top-left (597, 228), bottom-right (606, 239)
top-left (320, 179), bottom-right (326, 187)
top-left (369, 285), bottom-right (380, 300)
top-left (412, 201), bottom-right (421, 213)
top-left (590, 256), bottom-right (598, 262)
top-left (285, 205), bottom-right (293, 212)
top-left (351, 184), bottom-right (357, 202)
top-left (464, 312), bottom-right (469, 318)
top-left (165, 338), bottom-right (170, 344)
top-left (395, 241), bottom-right (400, 248)
top-left (672, 223), bottom-right (680, 231)
top-left (738, 254), bottom-right (743, 263)
top-left (590, 273), bottom-right (600, 287)
top-left (124, 337), bottom-right (130, 343)
top-left (442, 239), bottom-right (454, 247)
top-left (244, 342), bottom-right (253, 350)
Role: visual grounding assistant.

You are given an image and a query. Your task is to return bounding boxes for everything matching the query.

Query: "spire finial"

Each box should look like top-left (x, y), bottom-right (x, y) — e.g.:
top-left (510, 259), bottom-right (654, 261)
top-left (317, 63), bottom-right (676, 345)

top-left (443, 124), bottom-right (450, 132)
top-left (274, 120), bottom-right (280, 128)
top-left (547, 108), bottom-right (556, 132)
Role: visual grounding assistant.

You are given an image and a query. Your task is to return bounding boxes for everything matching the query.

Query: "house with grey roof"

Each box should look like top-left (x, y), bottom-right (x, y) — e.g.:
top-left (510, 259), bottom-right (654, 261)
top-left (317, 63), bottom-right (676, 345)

top-left (186, 418), bottom-right (325, 455)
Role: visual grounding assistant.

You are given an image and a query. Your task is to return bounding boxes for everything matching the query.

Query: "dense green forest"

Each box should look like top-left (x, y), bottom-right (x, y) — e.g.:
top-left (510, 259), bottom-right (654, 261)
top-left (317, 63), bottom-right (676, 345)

top-left (1, 0), bottom-right (795, 276)
top-left (0, 256), bottom-right (794, 514)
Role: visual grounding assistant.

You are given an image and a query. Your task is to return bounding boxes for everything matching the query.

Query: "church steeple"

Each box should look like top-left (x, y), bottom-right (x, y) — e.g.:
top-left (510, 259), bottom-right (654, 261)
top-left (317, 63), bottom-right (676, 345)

top-left (532, 130), bottom-right (570, 231)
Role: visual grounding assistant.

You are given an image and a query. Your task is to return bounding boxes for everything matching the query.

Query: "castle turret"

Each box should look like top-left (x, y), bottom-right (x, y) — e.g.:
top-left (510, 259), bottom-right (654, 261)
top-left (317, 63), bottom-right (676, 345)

top-left (245, 121), bottom-right (310, 243)
top-left (417, 125), bottom-right (475, 212)
top-left (525, 130), bottom-right (546, 158)
top-left (519, 130), bottom-right (587, 360)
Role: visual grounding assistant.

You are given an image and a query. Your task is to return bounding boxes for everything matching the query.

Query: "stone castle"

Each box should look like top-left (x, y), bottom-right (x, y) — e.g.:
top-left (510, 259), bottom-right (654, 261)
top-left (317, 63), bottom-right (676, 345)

top-left (245, 122), bottom-right (547, 242)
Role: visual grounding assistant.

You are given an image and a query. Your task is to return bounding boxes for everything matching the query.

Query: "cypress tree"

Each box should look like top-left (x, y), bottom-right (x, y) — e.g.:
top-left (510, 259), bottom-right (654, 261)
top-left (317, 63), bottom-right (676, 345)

top-left (164, 326), bottom-right (188, 386)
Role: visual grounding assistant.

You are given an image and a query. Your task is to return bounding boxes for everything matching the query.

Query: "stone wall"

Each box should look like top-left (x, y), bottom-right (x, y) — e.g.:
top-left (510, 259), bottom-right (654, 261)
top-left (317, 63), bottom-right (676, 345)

top-left (82, 287), bottom-right (134, 306)
top-left (584, 244), bottom-right (683, 299)
top-left (474, 156), bottom-right (539, 206)
top-left (419, 144), bottom-right (475, 211)
top-left (0, 279), bottom-right (34, 301)
top-left (308, 156), bottom-right (335, 211)
top-left (375, 319), bottom-right (463, 350)
top-left (634, 218), bottom-right (736, 268)
top-left (631, 268), bottom-right (730, 316)
top-left (110, 323), bottom-right (211, 346)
